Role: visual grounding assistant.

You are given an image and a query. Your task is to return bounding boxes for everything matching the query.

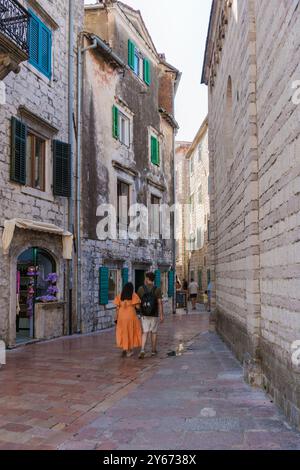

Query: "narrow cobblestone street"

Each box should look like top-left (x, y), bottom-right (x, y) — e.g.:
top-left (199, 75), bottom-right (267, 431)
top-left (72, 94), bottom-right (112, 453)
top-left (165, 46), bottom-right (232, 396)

top-left (0, 309), bottom-right (299, 450)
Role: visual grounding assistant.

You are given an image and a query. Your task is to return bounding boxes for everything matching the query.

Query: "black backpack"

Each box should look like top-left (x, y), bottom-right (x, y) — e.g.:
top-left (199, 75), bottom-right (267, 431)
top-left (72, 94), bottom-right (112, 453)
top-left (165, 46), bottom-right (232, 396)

top-left (140, 286), bottom-right (159, 317)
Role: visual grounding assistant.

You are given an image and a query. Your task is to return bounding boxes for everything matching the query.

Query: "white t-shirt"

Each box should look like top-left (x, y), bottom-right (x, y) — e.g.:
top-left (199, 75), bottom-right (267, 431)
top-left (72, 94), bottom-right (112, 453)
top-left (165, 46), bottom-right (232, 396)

top-left (189, 282), bottom-right (198, 295)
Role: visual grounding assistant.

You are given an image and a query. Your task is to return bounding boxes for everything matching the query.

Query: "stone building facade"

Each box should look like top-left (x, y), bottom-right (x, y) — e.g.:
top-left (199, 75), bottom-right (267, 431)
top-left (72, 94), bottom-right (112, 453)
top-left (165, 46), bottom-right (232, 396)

top-left (0, 0), bottom-right (84, 347)
top-left (80, 0), bottom-right (180, 332)
top-left (175, 141), bottom-right (191, 281)
top-left (202, 0), bottom-right (300, 427)
top-left (185, 118), bottom-right (210, 299)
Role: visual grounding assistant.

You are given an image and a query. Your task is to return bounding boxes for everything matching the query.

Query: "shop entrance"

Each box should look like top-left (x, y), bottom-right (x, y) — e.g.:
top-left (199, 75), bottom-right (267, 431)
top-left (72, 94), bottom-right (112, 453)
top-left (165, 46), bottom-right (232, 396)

top-left (16, 248), bottom-right (56, 343)
top-left (134, 269), bottom-right (147, 292)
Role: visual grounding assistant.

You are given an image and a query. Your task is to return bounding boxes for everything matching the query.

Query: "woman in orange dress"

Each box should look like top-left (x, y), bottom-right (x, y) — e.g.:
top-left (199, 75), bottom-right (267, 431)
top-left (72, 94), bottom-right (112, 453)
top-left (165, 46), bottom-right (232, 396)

top-left (114, 282), bottom-right (142, 358)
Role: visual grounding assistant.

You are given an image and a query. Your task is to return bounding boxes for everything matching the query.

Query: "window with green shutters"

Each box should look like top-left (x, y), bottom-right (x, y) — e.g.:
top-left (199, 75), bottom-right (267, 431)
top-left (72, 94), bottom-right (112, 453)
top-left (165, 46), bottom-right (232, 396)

top-left (128, 38), bottom-right (151, 85)
top-left (151, 135), bottom-right (160, 166)
top-left (53, 140), bottom-right (71, 197)
top-left (11, 117), bottom-right (27, 185)
top-left (143, 58), bottom-right (151, 85)
top-left (29, 11), bottom-right (52, 79)
top-left (99, 267), bottom-right (109, 305)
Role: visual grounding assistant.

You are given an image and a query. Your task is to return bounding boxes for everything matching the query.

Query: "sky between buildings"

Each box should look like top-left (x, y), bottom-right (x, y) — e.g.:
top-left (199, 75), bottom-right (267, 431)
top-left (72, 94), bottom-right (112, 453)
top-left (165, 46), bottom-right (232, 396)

top-left (85, 0), bottom-right (212, 142)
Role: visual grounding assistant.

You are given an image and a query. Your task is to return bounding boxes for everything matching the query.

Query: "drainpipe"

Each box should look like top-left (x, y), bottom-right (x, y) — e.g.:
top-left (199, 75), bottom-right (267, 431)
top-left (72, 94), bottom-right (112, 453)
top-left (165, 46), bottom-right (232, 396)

top-left (67, 0), bottom-right (75, 335)
top-left (76, 36), bottom-right (97, 333)
top-left (172, 129), bottom-right (177, 314)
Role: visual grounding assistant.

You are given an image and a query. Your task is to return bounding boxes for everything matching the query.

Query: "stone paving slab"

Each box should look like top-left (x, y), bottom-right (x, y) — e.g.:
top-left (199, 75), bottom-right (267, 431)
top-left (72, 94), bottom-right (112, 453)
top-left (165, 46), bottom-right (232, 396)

top-left (0, 308), bottom-right (299, 450)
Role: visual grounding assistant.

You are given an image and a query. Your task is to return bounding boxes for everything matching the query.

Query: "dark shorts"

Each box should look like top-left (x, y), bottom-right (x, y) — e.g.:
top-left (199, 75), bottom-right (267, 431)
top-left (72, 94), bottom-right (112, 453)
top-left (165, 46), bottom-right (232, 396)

top-left (190, 294), bottom-right (197, 299)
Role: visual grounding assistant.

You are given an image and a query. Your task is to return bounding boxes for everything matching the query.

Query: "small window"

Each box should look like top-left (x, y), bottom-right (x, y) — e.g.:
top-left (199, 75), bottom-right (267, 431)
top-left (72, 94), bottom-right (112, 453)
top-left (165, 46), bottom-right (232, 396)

top-left (150, 135), bottom-right (160, 166)
top-left (28, 11), bottom-right (52, 79)
top-left (108, 269), bottom-right (119, 302)
top-left (197, 228), bottom-right (202, 249)
top-left (119, 111), bottom-right (130, 147)
top-left (117, 180), bottom-right (130, 236)
top-left (26, 132), bottom-right (46, 191)
top-left (150, 194), bottom-right (161, 238)
top-left (128, 39), bottom-right (151, 85)
top-left (112, 106), bottom-right (130, 147)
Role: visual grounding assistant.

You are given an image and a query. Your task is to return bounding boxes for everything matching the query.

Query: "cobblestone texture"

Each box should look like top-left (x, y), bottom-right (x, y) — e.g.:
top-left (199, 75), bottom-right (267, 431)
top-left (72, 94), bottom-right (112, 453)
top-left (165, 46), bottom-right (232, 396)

top-left (0, 307), bottom-right (299, 450)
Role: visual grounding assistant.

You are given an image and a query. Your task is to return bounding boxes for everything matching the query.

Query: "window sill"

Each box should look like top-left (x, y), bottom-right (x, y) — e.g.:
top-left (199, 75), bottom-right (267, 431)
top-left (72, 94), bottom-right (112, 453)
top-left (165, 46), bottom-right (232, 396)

top-left (21, 186), bottom-right (54, 202)
top-left (23, 62), bottom-right (53, 86)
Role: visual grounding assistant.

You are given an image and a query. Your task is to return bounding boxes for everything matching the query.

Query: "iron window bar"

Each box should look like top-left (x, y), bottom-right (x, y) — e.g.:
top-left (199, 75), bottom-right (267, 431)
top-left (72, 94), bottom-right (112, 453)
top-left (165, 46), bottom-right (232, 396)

top-left (0, 0), bottom-right (29, 53)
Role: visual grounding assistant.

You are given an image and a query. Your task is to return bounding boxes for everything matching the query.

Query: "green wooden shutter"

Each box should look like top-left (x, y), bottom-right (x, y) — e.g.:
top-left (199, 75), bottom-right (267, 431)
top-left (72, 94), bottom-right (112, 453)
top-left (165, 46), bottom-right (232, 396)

top-left (151, 136), bottom-right (159, 166)
top-left (155, 270), bottom-right (161, 288)
top-left (112, 105), bottom-right (119, 139)
top-left (53, 140), bottom-right (71, 197)
top-left (157, 140), bottom-right (160, 165)
top-left (168, 270), bottom-right (174, 298)
top-left (40, 24), bottom-right (52, 78)
top-left (143, 58), bottom-right (151, 85)
top-left (122, 268), bottom-right (129, 288)
top-left (99, 267), bottom-right (109, 305)
top-left (29, 14), bottom-right (39, 66)
top-left (11, 117), bottom-right (27, 185)
top-left (128, 39), bottom-right (135, 70)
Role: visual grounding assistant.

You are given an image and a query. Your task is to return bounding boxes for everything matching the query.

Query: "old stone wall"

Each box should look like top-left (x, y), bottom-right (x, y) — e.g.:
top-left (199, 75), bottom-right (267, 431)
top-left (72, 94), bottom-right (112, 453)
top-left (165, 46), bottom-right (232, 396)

top-left (81, 6), bottom-right (176, 331)
top-left (254, 0), bottom-right (300, 426)
top-left (0, 0), bottom-right (85, 345)
top-left (206, 0), bottom-right (300, 427)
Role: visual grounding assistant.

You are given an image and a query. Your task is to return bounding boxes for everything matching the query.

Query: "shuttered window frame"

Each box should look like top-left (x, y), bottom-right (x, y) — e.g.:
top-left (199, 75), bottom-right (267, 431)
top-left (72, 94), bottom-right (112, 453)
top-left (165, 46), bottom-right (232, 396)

top-left (53, 140), bottom-right (71, 197)
top-left (128, 39), bottom-right (135, 70)
top-left (168, 270), bottom-right (175, 298)
top-left (150, 135), bottom-right (160, 166)
top-left (155, 270), bottom-right (161, 289)
top-left (29, 10), bottom-right (52, 79)
top-left (122, 268), bottom-right (129, 288)
top-left (143, 58), bottom-right (151, 86)
top-left (99, 267), bottom-right (109, 305)
top-left (11, 117), bottom-right (27, 185)
top-left (112, 105), bottom-right (119, 140)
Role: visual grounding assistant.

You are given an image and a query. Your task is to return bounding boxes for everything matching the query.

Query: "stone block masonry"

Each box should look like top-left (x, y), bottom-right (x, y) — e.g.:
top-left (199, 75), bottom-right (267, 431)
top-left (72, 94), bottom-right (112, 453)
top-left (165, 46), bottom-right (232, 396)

top-left (202, 0), bottom-right (300, 428)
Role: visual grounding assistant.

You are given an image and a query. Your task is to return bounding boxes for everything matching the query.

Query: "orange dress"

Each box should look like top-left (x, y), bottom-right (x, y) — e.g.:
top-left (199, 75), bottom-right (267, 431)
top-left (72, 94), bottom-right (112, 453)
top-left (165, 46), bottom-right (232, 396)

top-left (114, 293), bottom-right (142, 351)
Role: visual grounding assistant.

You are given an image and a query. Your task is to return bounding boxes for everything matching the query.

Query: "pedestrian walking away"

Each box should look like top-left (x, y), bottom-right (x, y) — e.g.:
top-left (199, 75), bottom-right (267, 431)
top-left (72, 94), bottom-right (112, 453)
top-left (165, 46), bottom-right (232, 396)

top-left (114, 283), bottom-right (142, 358)
top-left (188, 278), bottom-right (198, 310)
top-left (137, 272), bottom-right (164, 359)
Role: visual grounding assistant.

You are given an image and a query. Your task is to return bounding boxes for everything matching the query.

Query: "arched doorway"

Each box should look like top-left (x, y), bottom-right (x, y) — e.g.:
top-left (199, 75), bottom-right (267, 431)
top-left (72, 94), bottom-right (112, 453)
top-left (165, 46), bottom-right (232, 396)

top-left (16, 248), bottom-right (56, 343)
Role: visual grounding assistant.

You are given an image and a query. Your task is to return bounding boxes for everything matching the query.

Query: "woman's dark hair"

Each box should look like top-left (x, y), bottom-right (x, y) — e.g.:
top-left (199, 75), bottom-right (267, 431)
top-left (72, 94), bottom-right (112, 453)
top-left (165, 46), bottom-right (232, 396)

top-left (121, 282), bottom-right (134, 301)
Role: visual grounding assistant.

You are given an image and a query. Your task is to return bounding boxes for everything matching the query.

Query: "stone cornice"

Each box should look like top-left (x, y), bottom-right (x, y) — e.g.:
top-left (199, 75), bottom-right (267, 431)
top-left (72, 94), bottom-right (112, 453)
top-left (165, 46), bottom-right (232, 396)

top-left (201, 0), bottom-right (233, 88)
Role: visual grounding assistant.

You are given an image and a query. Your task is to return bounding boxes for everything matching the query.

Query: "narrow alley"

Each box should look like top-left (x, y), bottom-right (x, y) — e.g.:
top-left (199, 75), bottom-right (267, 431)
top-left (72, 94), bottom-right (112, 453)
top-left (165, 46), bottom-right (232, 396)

top-left (0, 310), bottom-right (299, 450)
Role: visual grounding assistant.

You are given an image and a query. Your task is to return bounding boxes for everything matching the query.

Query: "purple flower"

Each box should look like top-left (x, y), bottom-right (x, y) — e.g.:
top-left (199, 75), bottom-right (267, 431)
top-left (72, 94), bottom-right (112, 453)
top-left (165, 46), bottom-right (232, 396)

top-left (46, 273), bottom-right (58, 283)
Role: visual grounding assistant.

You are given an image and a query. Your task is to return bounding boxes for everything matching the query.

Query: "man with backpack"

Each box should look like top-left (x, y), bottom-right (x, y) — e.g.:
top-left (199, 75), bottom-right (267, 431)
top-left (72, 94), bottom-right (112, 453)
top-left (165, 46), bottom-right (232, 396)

top-left (137, 272), bottom-right (164, 359)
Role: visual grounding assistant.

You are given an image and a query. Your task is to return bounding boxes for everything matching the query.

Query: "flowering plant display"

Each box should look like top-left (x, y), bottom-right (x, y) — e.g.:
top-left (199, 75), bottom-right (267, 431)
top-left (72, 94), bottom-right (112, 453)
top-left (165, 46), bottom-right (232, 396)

top-left (36, 272), bottom-right (58, 303)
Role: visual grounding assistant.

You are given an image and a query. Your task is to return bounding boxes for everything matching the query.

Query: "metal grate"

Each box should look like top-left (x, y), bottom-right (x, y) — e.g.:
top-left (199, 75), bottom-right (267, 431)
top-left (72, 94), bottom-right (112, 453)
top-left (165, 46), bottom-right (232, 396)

top-left (0, 0), bottom-right (29, 53)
